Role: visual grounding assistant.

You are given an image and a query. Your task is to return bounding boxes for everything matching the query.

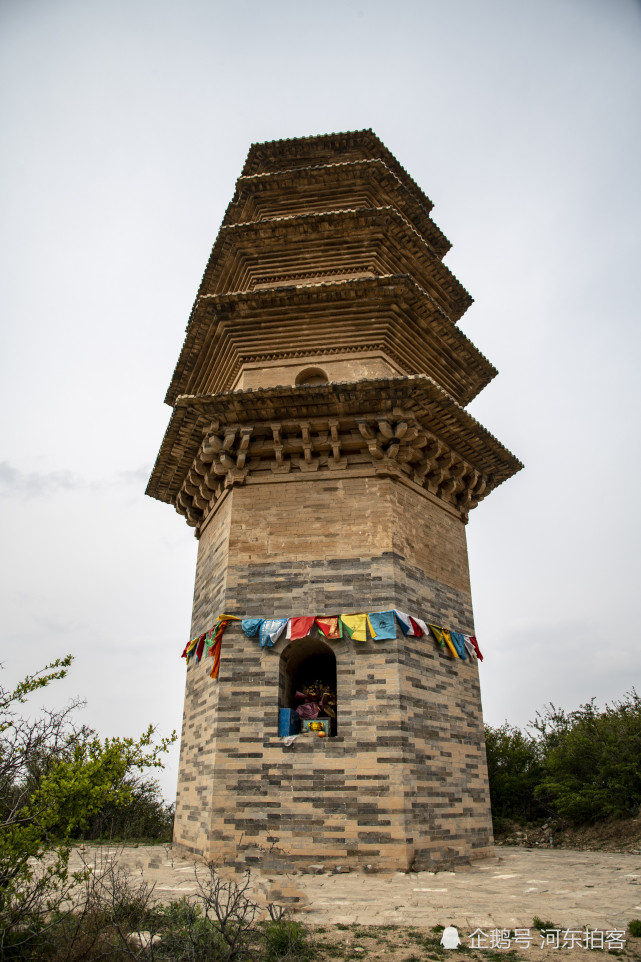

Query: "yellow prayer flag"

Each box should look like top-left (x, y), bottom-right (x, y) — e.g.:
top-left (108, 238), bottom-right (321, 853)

top-left (340, 613), bottom-right (368, 641)
top-left (441, 628), bottom-right (460, 659)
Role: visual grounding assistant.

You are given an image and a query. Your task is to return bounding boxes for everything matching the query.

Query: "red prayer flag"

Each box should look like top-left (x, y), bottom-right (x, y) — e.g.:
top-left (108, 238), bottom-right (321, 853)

top-left (289, 616), bottom-right (315, 640)
top-left (469, 635), bottom-right (484, 661)
top-left (181, 637), bottom-right (198, 659)
top-left (206, 615), bottom-right (238, 679)
top-left (195, 633), bottom-right (207, 661)
top-left (315, 616), bottom-right (342, 639)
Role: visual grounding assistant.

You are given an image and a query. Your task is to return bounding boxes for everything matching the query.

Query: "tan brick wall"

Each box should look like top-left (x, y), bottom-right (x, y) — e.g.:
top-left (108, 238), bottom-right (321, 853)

top-left (235, 353), bottom-right (402, 390)
top-left (173, 496), bottom-right (231, 852)
top-left (173, 474), bottom-right (493, 869)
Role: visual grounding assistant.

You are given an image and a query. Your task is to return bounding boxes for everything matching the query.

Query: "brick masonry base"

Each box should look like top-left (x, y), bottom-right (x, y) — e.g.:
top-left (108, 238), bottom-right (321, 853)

top-left (173, 475), bottom-right (494, 871)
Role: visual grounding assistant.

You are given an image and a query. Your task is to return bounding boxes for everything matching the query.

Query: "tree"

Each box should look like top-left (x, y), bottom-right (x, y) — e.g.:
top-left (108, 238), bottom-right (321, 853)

top-left (485, 691), bottom-right (641, 831)
top-left (531, 691), bottom-right (641, 823)
top-left (484, 722), bottom-right (546, 827)
top-left (78, 776), bottom-right (175, 842)
top-left (0, 655), bottom-right (176, 954)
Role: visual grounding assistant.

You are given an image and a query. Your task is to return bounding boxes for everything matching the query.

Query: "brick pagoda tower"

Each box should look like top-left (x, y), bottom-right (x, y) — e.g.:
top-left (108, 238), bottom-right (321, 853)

top-left (147, 130), bottom-right (522, 872)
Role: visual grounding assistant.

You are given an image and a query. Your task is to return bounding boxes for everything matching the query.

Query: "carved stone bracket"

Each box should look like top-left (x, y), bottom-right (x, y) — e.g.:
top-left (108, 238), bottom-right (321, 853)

top-left (294, 421), bottom-right (321, 473)
top-left (173, 409), bottom-right (493, 532)
top-left (327, 419), bottom-right (347, 469)
top-left (174, 422), bottom-right (253, 526)
top-left (356, 416), bottom-right (424, 464)
top-left (270, 423), bottom-right (291, 474)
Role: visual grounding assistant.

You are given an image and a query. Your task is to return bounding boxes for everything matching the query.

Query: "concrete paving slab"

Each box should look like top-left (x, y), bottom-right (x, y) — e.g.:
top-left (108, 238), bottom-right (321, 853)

top-left (67, 844), bottom-right (641, 931)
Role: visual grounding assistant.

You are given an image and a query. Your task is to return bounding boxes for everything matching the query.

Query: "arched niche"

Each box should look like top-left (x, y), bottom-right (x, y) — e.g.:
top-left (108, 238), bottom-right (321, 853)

top-left (279, 636), bottom-right (337, 735)
top-left (295, 366), bottom-right (329, 386)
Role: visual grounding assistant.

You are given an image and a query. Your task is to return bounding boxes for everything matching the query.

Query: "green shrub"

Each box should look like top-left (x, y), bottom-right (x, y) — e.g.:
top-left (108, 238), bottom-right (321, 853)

top-left (484, 723), bottom-right (546, 825)
top-left (532, 692), bottom-right (641, 824)
top-left (265, 918), bottom-right (313, 960)
top-left (487, 691), bottom-right (641, 828)
top-left (153, 907), bottom-right (229, 961)
top-left (0, 656), bottom-right (175, 957)
top-left (628, 919), bottom-right (641, 937)
top-left (74, 778), bottom-right (175, 842)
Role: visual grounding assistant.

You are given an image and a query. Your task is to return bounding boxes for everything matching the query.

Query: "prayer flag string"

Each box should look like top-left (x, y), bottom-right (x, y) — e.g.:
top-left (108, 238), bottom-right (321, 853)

top-left (182, 609), bottom-right (483, 678)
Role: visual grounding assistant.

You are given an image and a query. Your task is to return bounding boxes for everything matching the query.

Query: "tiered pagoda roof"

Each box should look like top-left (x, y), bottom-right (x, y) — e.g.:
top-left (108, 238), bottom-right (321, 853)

top-left (222, 160), bottom-right (451, 256)
top-left (147, 130), bottom-right (522, 532)
top-left (164, 276), bottom-right (495, 407)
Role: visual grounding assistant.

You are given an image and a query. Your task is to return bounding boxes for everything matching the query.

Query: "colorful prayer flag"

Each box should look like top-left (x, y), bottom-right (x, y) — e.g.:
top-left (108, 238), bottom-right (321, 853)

top-left (441, 628), bottom-right (460, 659)
top-left (289, 617), bottom-right (315, 640)
top-left (315, 616), bottom-right (342, 639)
top-left (340, 613), bottom-right (368, 641)
top-left (367, 610), bottom-right (397, 640)
top-left (259, 618), bottom-right (287, 647)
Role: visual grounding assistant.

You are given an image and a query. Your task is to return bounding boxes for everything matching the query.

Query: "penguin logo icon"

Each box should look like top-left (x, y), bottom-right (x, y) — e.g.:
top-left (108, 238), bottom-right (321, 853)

top-left (441, 926), bottom-right (461, 949)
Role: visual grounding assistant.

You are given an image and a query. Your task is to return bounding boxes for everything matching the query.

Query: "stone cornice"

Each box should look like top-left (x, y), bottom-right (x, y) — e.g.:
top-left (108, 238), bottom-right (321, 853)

top-left (195, 206), bottom-right (472, 323)
top-left (222, 159), bottom-right (451, 258)
top-left (164, 275), bottom-right (496, 407)
top-left (240, 129), bottom-right (433, 215)
top-left (146, 376), bottom-right (523, 533)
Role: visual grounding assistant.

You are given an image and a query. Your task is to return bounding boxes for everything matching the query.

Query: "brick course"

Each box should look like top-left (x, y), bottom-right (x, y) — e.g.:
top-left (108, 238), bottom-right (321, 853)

top-left (173, 475), bottom-right (492, 870)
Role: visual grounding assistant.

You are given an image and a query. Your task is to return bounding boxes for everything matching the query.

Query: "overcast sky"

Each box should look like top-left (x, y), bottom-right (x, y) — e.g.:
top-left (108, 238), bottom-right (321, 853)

top-left (2, 0), bottom-right (640, 800)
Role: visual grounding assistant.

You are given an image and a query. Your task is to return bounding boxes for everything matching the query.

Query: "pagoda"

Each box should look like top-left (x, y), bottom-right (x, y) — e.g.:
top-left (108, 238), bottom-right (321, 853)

top-left (147, 130), bottom-right (522, 872)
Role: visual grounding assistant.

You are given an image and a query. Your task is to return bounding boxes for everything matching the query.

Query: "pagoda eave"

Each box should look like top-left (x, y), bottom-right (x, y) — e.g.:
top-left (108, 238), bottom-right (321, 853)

top-left (222, 159), bottom-right (451, 258)
top-left (240, 129), bottom-right (434, 214)
top-left (195, 206), bottom-right (472, 322)
top-left (146, 376), bottom-right (522, 531)
top-left (165, 275), bottom-right (496, 408)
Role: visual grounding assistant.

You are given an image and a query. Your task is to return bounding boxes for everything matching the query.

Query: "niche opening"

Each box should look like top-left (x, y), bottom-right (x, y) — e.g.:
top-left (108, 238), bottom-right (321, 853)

top-left (295, 367), bottom-right (329, 386)
top-left (279, 637), bottom-right (337, 735)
